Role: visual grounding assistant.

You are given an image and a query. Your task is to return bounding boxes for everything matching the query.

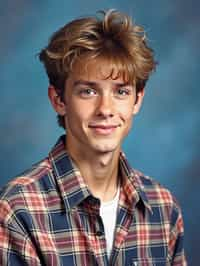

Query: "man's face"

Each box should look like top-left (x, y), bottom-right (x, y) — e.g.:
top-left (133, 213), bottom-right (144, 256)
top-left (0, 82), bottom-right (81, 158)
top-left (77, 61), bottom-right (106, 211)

top-left (54, 58), bottom-right (144, 155)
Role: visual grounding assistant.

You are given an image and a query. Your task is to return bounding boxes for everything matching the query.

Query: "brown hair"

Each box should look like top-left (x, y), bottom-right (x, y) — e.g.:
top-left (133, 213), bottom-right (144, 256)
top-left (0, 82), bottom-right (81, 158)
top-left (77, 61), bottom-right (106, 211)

top-left (39, 9), bottom-right (156, 128)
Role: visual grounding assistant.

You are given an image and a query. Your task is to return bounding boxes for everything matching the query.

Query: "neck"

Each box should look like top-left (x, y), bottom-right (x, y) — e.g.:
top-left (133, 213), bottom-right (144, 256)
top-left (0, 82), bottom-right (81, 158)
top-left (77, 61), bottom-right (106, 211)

top-left (66, 139), bottom-right (120, 202)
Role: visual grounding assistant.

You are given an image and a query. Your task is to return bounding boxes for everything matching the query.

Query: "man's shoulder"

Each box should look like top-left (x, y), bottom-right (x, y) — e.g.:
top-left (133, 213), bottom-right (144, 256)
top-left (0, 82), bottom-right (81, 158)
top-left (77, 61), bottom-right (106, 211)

top-left (0, 157), bottom-right (52, 203)
top-left (132, 168), bottom-right (181, 211)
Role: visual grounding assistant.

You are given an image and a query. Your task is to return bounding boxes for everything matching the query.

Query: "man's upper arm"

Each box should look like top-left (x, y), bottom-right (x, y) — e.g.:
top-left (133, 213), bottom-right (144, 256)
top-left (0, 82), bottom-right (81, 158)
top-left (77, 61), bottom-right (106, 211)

top-left (0, 199), bottom-right (40, 266)
top-left (169, 204), bottom-right (187, 265)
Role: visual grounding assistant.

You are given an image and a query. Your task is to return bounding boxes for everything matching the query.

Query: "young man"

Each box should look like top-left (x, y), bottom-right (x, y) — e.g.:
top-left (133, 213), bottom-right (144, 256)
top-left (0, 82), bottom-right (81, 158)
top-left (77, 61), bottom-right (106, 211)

top-left (0, 10), bottom-right (186, 266)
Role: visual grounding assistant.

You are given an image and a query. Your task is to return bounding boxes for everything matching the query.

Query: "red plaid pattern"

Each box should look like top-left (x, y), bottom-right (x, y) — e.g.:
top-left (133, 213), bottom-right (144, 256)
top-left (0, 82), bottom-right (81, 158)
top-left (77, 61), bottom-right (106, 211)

top-left (0, 135), bottom-right (187, 265)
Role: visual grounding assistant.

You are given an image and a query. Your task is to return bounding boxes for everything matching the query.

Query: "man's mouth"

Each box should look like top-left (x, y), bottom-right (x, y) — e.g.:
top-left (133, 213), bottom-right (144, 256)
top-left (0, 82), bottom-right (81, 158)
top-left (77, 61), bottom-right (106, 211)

top-left (88, 124), bottom-right (119, 135)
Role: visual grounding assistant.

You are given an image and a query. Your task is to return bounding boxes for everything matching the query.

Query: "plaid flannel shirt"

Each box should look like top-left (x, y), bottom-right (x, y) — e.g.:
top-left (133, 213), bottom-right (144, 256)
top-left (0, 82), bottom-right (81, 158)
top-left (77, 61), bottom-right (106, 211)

top-left (0, 135), bottom-right (187, 265)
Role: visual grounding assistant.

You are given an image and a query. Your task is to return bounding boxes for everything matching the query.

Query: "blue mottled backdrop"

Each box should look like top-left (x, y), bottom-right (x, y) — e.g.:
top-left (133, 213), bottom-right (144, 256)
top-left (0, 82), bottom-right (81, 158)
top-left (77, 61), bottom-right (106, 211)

top-left (0, 1), bottom-right (199, 264)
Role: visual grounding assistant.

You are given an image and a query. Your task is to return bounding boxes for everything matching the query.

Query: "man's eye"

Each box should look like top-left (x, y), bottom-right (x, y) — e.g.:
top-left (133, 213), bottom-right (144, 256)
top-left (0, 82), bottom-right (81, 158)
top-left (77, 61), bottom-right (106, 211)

top-left (116, 88), bottom-right (130, 97)
top-left (79, 88), bottom-right (97, 97)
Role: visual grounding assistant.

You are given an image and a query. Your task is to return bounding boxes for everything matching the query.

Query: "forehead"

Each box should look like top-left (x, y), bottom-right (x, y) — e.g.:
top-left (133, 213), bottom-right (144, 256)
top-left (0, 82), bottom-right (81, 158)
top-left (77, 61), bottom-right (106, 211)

top-left (70, 55), bottom-right (134, 84)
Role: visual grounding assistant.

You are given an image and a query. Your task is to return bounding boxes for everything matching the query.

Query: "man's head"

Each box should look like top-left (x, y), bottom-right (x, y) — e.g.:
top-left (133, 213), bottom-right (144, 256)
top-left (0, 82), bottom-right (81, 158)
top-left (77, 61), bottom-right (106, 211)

top-left (39, 9), bottom-right (156, 129)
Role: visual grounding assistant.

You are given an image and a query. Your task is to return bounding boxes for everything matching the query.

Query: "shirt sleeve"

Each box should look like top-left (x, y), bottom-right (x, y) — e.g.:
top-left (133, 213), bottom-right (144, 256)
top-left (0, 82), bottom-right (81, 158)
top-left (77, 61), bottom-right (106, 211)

top-left (169, 204), bottom-right (187, 266)
top-left (0, 200), bottom-right (41, 266)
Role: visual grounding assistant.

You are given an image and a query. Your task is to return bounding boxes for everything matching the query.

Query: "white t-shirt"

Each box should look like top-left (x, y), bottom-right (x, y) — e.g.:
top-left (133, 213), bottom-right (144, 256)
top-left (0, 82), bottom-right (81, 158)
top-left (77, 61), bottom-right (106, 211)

top-left (100, 187), bottom-right (120, 258)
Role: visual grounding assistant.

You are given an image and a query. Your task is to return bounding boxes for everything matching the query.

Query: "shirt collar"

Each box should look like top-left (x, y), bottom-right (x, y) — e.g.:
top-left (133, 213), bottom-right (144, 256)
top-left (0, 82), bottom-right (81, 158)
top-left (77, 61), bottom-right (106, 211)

top-left (119, 151), bottom-right (152, 214)
top-left (49, 135), bottom-right (91, 211)
top-left (49, 135), bottom-right (152, 214)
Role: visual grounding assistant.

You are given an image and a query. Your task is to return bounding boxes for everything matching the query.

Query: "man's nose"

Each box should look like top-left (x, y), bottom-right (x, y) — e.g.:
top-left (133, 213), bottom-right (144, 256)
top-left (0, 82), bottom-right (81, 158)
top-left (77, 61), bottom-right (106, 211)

top-left (96, 94), bottom-right (114, 118)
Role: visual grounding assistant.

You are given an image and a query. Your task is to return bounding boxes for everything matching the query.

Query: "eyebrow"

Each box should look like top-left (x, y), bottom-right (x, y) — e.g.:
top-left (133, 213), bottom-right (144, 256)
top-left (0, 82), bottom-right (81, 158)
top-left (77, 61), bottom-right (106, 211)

top-left (73, 80), bottom-right (97, 87)
top-left (73, 80), bottom-right (131, 87)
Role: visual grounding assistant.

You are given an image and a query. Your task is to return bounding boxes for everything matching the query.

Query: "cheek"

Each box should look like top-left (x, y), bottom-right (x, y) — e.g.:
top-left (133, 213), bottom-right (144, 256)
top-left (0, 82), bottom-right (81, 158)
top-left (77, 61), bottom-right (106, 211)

top-left (66, 102), bottom-right (93, 124)
top-left (118, 104), bottom-right (134, 121)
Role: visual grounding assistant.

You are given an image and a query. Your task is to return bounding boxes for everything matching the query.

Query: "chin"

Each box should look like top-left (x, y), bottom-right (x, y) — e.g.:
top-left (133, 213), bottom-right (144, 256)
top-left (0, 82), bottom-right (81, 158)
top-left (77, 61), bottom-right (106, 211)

top-left (92, 142), bottom-right (119, 154)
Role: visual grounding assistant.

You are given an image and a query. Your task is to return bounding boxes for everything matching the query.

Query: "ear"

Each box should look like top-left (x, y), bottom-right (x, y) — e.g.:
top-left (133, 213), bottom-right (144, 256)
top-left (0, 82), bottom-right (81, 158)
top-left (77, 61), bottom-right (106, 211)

top-left (48, 85), bottom-right (66, 115)
top-left (132, 89), bottom-right (145, 115)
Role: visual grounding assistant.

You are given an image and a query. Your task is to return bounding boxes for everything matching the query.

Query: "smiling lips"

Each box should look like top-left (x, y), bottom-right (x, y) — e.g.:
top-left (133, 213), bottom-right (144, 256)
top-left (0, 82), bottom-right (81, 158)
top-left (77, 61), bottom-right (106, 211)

top-left (88, 124), bottom-right (119, 135)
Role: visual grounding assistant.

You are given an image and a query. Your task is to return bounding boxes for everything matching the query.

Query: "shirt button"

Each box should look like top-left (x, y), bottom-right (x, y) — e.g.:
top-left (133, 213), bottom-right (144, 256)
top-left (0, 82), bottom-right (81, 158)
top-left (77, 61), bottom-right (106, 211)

top-left (96, 231), bottom-right (104, 237)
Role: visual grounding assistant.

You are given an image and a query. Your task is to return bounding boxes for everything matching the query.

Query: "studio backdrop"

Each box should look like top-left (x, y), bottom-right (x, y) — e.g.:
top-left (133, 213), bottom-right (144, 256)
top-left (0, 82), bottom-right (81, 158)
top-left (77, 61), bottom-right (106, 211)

top-left (0, 1), bottom-right (199, 265)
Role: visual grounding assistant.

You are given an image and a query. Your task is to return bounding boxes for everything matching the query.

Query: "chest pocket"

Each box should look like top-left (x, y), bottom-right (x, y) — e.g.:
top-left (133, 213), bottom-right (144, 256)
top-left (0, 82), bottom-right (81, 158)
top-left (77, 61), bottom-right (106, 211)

top-left (131, 257), bottom-right (171, 266)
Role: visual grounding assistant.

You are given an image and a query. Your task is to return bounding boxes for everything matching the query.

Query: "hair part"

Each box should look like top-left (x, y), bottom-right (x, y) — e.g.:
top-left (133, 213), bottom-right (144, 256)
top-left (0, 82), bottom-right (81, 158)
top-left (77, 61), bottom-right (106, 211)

top-left (39, 9), bottom-right (156, 129)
